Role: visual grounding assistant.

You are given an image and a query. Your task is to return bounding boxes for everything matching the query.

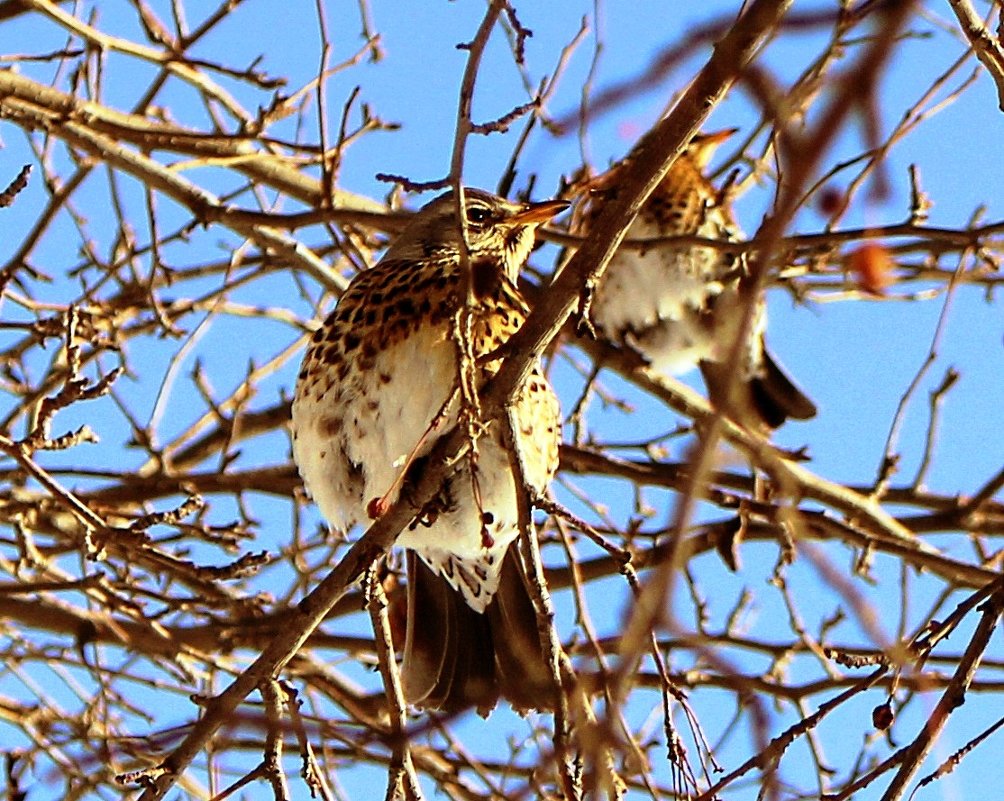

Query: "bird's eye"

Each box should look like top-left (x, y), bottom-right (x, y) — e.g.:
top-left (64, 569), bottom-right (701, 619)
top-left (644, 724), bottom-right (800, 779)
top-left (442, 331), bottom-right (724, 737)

top-left (465, 205), bottom-right (492, 225)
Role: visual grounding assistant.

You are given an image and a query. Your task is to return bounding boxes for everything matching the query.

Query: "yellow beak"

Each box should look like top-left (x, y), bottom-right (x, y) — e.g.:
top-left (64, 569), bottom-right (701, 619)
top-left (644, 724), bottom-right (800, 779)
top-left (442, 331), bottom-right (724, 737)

top-left (689, 128), bottom-right (739, 168)
top-left (509, 198), bottom-right (570, 225)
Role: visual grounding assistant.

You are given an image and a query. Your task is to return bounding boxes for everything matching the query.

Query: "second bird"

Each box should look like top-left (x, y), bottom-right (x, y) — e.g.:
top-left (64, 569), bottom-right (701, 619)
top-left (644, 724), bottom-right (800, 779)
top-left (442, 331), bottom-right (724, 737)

top-left (573, 130), bottom-right (816, 429)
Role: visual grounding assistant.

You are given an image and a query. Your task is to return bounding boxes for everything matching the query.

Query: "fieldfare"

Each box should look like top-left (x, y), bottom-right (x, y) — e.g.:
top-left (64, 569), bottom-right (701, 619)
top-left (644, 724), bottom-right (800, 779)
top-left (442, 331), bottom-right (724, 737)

top-left (572, 130), bottom-right (816, 428)
top-left (292, 188), bottom-right (567, 713)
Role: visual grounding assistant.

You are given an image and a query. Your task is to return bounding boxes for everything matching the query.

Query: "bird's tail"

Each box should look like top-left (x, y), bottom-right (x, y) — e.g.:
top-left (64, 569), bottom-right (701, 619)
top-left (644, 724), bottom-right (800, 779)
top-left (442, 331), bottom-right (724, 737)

top-left (751, 349), bottom-right (817, 428)
top-left (402, 545), bottom-right (557, 715)
top-left (701, 348), bottom-right (816, 429)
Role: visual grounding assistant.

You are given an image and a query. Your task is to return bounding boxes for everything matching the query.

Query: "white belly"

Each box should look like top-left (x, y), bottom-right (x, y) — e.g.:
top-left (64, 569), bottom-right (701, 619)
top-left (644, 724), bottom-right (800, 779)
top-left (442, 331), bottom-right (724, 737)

top-left (590, 215), bottom-right (765, 377)
top-left (291, 322), bottom-right (557, 612)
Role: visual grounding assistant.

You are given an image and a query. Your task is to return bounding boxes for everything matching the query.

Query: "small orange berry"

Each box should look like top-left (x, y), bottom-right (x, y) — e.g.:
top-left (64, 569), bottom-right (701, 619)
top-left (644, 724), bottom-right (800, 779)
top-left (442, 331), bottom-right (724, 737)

top-left (847, 243), bottom-right (893, 296)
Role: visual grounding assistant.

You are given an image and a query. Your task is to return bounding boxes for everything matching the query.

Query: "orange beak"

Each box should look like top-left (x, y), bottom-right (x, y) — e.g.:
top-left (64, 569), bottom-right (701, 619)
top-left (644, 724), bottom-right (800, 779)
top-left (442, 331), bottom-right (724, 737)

top-left (509, 198), bottom-right (570, 225)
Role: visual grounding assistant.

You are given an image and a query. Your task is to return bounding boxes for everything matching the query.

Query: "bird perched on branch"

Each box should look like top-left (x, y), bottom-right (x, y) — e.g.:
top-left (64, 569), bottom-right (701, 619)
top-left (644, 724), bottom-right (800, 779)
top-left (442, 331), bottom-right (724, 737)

top-left (571, 129), bottom-right (816, 429)
top-left (292, 188), bottom-right (567, 714)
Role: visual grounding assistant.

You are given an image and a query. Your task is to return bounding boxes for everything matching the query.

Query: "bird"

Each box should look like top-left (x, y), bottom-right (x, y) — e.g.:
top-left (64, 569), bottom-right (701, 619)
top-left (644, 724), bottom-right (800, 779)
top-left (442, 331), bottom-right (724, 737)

top-left (291, 188), bottom-right (568, 714)
top-left (571, 130), bottom-right (816, 429)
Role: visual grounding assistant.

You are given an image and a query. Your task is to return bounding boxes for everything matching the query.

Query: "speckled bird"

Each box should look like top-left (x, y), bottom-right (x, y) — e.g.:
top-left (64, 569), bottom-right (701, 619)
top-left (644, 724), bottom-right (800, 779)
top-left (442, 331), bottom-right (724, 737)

top-left (291, 188), bottom-right (567, 713)
top-left (574, 130), bottom-right (816, 428)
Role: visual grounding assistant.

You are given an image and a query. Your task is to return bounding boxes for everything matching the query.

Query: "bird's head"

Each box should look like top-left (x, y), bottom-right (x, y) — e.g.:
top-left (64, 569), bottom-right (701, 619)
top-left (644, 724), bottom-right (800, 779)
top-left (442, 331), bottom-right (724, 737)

top-left (386, 188), bottom-right (568, 281)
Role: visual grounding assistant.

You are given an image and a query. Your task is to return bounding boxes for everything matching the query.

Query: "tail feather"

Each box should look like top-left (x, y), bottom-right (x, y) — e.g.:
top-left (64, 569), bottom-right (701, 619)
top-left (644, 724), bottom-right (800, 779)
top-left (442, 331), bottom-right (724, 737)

top-left (402, 552), bottom-right (496, 713)
top-left (701, 345), bottom-right (816, 430)
top-left (487, 548), bottom-right (556, 712)
top-left (753, 349), bottom-right (817, 426)
top-left (402, 546), bottom-right (556, 715)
